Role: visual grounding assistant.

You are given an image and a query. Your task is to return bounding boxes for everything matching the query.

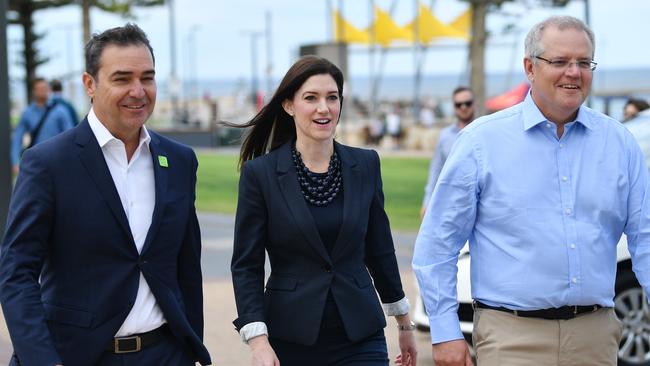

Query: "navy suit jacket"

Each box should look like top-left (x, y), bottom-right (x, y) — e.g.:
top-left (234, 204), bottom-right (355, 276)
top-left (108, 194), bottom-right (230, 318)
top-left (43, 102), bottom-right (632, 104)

top-left (0, 119), bottom-right (211, 366)
top-left (231, 141), bottom-right (405, 345)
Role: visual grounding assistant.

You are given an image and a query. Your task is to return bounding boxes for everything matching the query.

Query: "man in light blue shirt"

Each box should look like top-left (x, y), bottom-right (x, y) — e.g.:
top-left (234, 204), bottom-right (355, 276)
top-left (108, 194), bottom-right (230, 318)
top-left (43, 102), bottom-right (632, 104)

top-left (11, 78), bottom-right (75, 174)
top-left (420, 87), bottom-right (475, 218)
top-left (413, 16), bottom-right (650, 366)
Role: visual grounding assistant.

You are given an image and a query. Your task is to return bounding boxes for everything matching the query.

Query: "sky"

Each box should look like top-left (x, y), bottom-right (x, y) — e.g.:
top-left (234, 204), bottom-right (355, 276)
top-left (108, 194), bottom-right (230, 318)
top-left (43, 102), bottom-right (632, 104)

top-left (6, 0), bottom-right (650, 85)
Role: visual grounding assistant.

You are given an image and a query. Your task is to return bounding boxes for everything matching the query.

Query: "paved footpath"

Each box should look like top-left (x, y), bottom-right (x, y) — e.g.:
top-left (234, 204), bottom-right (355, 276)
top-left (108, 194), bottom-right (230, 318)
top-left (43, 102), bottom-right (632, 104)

top-left (0, 212), bottom-right (435, 365)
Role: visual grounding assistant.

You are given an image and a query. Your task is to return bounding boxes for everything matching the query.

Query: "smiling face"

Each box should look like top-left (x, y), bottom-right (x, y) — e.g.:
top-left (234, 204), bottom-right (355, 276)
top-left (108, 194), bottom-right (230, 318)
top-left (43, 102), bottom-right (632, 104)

top-left (524, 25), bottom-right (593, 124)
top-left (282, 73), bottom-right (341, 146)
top-left (83, 44), bottom-right (156, 143)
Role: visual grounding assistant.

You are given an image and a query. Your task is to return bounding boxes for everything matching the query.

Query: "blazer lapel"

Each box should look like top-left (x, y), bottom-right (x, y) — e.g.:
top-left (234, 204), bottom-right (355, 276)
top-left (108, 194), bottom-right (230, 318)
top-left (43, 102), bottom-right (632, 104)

top-left (276, 143), bottom-right (332, 264)
top-left (331, 142), bottom-right (361, 260)
top-left (75, 119), bottom-right (135, 246)
top-left (141, 133), bottom-right (168, 254)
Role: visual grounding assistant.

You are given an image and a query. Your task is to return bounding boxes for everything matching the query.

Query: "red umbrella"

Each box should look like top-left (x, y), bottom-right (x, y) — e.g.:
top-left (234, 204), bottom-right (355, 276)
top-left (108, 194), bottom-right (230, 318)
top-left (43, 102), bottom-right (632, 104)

top-left (485, 82), bottom-right (530, 111)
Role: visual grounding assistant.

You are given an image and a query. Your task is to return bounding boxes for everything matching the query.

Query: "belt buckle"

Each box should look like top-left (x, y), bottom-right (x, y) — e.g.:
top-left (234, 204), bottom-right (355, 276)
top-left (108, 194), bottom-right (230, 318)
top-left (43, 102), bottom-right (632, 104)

top-left (114, 335), bottom-right (142, 354)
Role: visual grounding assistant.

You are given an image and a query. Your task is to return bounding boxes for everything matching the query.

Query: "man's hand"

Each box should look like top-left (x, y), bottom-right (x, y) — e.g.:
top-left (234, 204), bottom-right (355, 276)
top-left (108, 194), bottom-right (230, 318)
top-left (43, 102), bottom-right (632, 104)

top-left (419, 206), bottom-right (427, 219)
top-left (12, 165), bottom-right (19, 176)
top-left (432, 339), bottom-right (473, 366)
top-left (249, 335), bottom-right (280, 366)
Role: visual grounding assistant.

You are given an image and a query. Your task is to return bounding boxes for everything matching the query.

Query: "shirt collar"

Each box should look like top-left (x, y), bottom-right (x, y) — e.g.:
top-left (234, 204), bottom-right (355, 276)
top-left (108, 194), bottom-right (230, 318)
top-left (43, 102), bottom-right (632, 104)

top-left (87, 107), bottom-right (151, 149)
top-left (522, 91), bottom-right (595, 131)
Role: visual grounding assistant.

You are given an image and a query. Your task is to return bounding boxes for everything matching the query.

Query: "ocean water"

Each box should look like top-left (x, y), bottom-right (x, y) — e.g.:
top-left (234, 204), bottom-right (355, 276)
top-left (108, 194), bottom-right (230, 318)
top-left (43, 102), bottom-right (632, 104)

top-left (9, 67), bottom-right (650, 122)
top-left (144, 67), bottom-right (650, 99)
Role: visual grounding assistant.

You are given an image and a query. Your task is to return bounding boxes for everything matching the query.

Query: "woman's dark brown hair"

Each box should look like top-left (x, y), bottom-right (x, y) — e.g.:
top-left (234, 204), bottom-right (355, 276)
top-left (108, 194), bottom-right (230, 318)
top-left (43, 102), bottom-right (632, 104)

top-left (227, 55), bottom-right (344, 168)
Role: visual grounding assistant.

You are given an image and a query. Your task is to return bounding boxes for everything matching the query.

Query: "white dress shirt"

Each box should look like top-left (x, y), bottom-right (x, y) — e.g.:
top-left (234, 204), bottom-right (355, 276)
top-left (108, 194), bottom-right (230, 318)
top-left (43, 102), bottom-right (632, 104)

top-left (87, 108), bottom-right (166, 337)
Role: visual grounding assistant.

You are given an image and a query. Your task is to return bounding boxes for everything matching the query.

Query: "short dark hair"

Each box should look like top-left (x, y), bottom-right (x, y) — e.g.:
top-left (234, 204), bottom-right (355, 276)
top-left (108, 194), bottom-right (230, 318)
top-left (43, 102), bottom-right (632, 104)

top-left (626, 98), bottom-right (650, 113)
top-left (50, 79), bottom-right (63, 92)
top-left (452, 86), bottom-right (473, 99)
top-left (84, 23), bottom-right (154, 79)
top-left (33, 77), bottom-right (47, 85)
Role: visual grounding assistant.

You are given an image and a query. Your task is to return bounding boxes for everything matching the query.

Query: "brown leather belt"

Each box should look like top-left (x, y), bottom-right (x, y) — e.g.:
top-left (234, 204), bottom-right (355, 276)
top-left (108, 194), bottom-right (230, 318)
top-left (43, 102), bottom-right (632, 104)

top-left (106, 324), bottom-right (168, 354)
top-left (474, 301), bottom-right (602, 320)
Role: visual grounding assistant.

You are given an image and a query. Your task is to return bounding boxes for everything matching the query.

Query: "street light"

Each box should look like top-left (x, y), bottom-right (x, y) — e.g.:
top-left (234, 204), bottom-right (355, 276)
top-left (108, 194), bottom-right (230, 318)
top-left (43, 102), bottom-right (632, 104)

top-left (168, 0), bottom-right (180, 125)
top-left (186, 25), bottom-right (200, 102)
top-left (242, 31), bottom-right (263, 106)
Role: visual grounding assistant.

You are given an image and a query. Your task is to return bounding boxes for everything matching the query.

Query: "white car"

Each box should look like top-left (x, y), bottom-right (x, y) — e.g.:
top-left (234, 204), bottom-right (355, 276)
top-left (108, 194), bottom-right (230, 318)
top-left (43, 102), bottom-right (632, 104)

top-left (413, 114), bottom-right (650, 366)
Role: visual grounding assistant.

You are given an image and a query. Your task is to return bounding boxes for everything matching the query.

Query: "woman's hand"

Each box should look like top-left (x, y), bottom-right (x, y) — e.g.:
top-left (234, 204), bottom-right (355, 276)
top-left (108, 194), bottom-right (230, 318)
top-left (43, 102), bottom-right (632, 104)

top-left (249, 335), bottom-right (280, 366)
top-left (395, 315), bottom-right (417, 366)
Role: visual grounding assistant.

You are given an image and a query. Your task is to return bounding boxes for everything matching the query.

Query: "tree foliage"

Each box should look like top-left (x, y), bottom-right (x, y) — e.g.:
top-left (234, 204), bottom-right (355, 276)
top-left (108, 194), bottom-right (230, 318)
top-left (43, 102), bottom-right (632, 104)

top-left (459, 0), bottom-right (573, 114)
top-left (8, 0), bottom-right (164, 103)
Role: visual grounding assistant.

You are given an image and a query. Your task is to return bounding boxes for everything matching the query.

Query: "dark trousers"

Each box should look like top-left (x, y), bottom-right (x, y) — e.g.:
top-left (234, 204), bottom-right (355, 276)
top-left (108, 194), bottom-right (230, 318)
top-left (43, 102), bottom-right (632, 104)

top-left (96, 330), bottom-right (194, 366)
top-left (270, 297), bottom-right (389, 366)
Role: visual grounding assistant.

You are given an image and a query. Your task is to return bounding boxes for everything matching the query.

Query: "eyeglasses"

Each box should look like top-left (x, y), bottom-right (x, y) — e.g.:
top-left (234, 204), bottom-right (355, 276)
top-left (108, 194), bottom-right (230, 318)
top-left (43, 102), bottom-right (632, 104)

top-left (454, 100), bottom-right (474, 109)
top-left (534, 56), bottom-right (597, 71)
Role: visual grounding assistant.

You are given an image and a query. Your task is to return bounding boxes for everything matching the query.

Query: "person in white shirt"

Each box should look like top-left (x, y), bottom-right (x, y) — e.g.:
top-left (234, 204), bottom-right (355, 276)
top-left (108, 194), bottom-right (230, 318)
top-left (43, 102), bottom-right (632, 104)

top-left (0, 23), bottom-right (211, 366)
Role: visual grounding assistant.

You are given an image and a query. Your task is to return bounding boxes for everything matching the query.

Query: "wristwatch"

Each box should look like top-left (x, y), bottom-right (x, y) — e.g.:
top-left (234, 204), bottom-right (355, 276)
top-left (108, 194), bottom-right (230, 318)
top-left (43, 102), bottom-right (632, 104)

top-left (397, 321), bottom-right (416, 331)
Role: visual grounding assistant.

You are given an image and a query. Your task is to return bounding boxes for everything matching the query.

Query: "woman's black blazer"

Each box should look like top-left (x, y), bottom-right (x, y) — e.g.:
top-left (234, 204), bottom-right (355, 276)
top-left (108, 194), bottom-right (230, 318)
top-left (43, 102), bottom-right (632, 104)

top-left (231, 141), bottom-right (405, 345)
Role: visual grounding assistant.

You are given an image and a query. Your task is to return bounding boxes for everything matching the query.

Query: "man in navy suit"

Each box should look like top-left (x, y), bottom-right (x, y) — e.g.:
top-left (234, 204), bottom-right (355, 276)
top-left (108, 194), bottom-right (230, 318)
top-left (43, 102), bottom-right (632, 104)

top-left (0, 24), bottom-right (211, 366)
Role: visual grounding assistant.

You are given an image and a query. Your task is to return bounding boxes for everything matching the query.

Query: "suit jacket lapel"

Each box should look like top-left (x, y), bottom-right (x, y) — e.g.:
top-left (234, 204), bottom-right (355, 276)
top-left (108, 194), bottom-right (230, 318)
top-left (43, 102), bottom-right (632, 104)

top-left (141, 133), bottom-right (168, 254)
top-left (75, 119), bottom-right (135, 246)
top-left (276, 143), bottom-right (332, 264)
top-left (331, 142), bottom-right (361, 260)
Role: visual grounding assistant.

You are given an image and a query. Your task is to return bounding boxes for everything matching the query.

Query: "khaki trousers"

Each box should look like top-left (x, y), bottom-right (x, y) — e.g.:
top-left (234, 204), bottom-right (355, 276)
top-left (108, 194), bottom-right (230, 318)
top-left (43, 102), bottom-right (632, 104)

top-left (472, 307), bottom-right (622, 366)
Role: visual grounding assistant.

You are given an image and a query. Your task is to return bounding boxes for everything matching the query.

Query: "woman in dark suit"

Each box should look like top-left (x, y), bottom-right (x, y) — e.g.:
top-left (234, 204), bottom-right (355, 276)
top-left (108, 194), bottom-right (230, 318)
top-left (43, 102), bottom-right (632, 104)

top-left (230, 55), bottom-right (417, 366)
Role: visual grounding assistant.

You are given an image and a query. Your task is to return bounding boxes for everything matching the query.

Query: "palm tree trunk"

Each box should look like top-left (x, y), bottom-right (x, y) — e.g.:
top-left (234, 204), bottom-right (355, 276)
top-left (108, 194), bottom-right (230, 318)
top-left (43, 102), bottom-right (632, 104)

top-left (82, 0), bottom-right (91, 46)
top-left (469, 0), bottom-right (487, 116)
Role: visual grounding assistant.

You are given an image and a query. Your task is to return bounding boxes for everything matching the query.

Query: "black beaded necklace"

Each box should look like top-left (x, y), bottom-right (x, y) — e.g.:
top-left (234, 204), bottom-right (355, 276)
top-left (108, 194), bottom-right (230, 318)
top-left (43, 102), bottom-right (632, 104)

top-left (291, 144), bottom-right (342, 206)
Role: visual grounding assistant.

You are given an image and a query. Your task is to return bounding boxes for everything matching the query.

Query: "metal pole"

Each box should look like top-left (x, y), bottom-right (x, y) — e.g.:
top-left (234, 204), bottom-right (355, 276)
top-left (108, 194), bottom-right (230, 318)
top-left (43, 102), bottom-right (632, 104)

top-left (0, 0), bottom-right (13, 239)
top-left (250, 32), bottom-right (261, 106)
top-left (168, 0), bottom-right (179, 124)
top-left (265, 11), bottom-right (273, 100)
top-left (413, 0), bottom-right (421, 124)
top-left (368, 0), bottom-right (376, 118)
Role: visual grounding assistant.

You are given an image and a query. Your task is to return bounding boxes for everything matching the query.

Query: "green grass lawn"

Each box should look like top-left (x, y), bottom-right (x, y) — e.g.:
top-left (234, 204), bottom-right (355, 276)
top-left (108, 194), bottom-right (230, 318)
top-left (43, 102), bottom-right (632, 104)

top-left (196, 151), bottom-right (429, 232)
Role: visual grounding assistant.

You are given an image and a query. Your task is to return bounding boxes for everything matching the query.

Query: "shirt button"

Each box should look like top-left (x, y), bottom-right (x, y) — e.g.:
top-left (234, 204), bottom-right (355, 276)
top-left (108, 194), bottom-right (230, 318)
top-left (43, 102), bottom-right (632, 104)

top-left (565, 208), bottom-right (572, 215)
top-left (562, 176), bottom-right (568, 182)
top-left (559, 143), bottom-right (564, 148)
top-left (570, 243), bottom-right (576, 249)
top-left (571, 277), bottom-right (577, 283)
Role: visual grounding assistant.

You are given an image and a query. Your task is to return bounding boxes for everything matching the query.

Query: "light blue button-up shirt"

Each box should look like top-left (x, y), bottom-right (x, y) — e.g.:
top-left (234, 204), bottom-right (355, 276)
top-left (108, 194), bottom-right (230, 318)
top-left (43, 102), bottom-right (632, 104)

top-left (412, 93), bottom-right (650, 344)
top-left (11, 99), bottom-right (75, 165)
top-left (422, 123), bottom-right (461, 207)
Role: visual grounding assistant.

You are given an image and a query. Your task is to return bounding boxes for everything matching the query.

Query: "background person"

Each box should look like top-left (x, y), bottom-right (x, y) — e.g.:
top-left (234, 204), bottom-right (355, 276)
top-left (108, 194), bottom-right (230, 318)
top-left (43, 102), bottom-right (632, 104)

top-left (420, 87), bottom-right (475, 218)
top-left (413, 15), bottom-right (649, 366)
top-left (50, 78), bottom-right (80, 125)
top-left (623, 97), bottom-right (650, 122)
top-left (0, 24), bottom-right (211, 366)
top-left (229, 55), bottom-right (417, 366)
top-left (10, 77), bottom-right (75, 175)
